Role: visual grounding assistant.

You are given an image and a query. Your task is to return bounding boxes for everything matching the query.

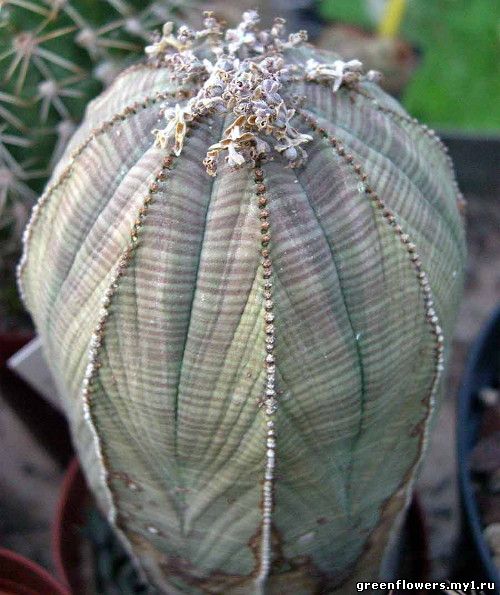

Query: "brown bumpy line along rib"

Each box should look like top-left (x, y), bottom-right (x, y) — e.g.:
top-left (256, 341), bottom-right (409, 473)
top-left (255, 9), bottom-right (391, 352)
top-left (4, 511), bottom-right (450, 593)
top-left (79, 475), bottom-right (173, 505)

top-left (298, 108), bottom-right (445, 504)
top-left (254, 165), bottom-right (278, 591)
top-left (79, 152), bottom-right (177, 572)
top-left (351, 86), bottom-right (464, 208)
top-left (17, 88), bottom-right (195, 307)
top-left (298, 77), bottom-right (464, 215)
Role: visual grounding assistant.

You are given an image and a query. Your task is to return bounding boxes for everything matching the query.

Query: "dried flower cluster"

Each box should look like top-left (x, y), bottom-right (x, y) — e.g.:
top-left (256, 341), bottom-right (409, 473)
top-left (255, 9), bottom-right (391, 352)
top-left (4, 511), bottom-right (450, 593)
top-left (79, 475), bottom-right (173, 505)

top-left (148, 11), bottom-right (380, 176)
top-left (305, 58), bottom-right (382, 92)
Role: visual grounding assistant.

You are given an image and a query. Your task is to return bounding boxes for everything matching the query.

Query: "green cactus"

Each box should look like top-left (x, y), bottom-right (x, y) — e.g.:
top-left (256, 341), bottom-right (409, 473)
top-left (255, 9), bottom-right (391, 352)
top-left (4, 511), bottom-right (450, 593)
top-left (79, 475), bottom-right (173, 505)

top-left (0, 0), bottom-right (193, 323)
top-left (19, 11), bottom-right (466, 593)
top-left (0, 0), bottom-right (192, 173)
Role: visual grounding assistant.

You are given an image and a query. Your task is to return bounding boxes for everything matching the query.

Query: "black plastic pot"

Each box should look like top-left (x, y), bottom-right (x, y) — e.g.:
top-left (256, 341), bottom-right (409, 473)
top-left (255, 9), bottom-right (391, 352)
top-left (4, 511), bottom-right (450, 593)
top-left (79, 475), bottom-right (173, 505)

top-left (439, 132), bottom-right (500, 197)
top-left (457, 305), bottom-right (500, 588)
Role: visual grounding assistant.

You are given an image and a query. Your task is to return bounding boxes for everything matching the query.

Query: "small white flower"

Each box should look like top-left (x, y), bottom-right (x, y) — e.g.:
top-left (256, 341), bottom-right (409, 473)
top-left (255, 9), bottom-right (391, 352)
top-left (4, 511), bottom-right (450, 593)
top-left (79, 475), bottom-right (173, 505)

top-left (366, 69), bottom-right (383, 83)
top-left (306, 58), bottom-right (366, 92)
top-left (145, 21), bottom-right (194, 57)
top-left (275, 129), bottom-right (312, 166)
top-left (152, 104), bottom-right (187, 156)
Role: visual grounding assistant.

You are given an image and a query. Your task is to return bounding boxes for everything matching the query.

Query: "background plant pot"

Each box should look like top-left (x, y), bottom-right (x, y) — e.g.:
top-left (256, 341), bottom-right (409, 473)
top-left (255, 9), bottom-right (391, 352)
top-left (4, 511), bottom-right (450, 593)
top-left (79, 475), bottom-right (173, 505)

top-left (52, 458), bottom-right (92, 594)
top-left (53, 458), bottom-right (153, 594)
top-left (439, 132), bottom-right (500, 198)
top-left (0, 547), bottom-right (68, 595)
top-left (457, 305), bottom-right (500, 586)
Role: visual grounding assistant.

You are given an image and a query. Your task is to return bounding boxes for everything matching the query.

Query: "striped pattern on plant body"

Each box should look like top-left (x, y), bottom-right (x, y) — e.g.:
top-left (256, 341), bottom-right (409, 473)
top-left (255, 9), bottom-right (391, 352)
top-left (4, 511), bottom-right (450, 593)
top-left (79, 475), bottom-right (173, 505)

top-left (19, 12), bottom-right (466, 594)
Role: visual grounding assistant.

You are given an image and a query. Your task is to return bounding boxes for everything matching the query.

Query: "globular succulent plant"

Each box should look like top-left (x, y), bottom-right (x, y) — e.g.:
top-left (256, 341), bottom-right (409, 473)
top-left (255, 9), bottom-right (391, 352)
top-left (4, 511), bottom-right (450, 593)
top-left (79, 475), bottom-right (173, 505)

top-left (19, 10), bottom-right (466, 593)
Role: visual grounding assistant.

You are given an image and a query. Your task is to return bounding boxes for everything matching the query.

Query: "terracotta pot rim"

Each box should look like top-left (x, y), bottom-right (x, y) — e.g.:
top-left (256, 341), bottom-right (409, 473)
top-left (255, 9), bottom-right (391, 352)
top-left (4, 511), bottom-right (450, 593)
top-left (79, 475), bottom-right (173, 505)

top-left (0, 547), bottom-right (69, 595)
top-left (52, 457), bottom-right (84, 591)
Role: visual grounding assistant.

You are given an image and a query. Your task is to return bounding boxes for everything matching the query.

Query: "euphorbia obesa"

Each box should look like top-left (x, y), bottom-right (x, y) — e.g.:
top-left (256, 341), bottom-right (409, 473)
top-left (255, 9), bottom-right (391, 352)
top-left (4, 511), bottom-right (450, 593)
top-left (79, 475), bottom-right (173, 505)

top-left (19, 10), bottom-right (466, 594)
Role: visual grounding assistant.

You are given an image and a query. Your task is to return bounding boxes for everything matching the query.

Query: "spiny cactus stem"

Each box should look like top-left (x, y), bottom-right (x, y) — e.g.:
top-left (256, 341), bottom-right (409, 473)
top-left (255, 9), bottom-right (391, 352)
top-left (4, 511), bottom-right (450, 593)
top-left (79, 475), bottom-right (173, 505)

top-left (81, 152), bottom-right (175, 537)
top-left (0, 91), bottom-right (30, 131)
top-left (16, 88), bottom-right (194, 306)
top-left (254, 165), bottom-right (277, 589)
top-left (4, 0), bottom-right (51, 18)
top-left (299, 108), bottom-right (445, 497)
top-left (6, 27), bottom-right (83, 96)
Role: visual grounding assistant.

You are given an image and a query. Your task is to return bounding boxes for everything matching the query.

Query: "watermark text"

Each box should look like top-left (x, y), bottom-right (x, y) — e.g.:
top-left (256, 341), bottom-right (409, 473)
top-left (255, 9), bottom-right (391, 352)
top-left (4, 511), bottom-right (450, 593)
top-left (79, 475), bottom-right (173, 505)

top-left (356, 580), bottom-right (496, 592)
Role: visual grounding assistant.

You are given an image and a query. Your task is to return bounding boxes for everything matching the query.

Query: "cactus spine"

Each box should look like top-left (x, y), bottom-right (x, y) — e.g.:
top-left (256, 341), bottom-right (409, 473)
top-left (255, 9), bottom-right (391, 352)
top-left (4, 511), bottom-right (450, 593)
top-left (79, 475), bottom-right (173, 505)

top-left (0, 0), bottom-right (192, 320)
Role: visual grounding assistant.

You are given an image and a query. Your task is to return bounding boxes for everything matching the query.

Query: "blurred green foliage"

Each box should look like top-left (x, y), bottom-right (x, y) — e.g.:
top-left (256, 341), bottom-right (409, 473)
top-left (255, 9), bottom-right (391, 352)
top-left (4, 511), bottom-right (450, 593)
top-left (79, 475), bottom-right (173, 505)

top-left (318, 0), bottom-right (500, 131)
